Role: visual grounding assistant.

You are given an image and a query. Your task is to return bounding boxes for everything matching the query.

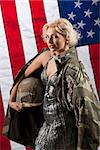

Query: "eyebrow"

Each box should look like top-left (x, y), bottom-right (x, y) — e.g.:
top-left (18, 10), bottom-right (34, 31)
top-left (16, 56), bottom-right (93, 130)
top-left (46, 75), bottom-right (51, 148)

top-left (46, 33), bottom-right (57, 36)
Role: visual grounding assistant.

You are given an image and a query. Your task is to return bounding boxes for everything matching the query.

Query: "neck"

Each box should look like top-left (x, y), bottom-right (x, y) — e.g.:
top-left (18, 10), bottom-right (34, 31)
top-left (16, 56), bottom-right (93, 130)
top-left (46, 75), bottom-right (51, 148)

top-left (50, 47), bottom-right (69, 57)
top-left (50, 51), bottom-right (62, 57)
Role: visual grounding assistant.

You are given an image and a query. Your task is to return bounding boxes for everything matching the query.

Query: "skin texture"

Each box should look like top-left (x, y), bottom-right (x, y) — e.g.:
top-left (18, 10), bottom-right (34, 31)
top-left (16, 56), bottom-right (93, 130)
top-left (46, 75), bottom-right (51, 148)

top-left (9, 26), bottom-right (69, 112)
top-left (45, 27), bottom-right (66, 54)
top-left (44, 27), bottom-right (69, 80)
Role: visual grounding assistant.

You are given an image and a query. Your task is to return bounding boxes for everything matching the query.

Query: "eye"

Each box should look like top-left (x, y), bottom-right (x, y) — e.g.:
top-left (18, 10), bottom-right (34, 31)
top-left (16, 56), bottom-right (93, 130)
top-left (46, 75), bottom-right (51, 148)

top-left (55, 35), bottom-right (58, 38)
top-left (45, 35), bottom-right (49, 39)
top-left (44, 35), bottom-right (49, 40)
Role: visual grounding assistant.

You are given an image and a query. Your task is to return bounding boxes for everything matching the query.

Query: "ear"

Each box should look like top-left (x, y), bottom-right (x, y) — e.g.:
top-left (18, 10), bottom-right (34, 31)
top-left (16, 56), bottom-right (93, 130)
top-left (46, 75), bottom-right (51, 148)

top-left (66, 40), bottom-right (69, 45)
top-left (64, 40), bottom-right (69, 51)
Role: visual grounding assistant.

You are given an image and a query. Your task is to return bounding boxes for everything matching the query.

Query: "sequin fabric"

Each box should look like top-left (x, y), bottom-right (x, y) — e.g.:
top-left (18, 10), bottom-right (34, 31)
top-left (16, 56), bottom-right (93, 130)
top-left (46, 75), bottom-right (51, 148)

top-left (35, 58), bottom-right (67, 150)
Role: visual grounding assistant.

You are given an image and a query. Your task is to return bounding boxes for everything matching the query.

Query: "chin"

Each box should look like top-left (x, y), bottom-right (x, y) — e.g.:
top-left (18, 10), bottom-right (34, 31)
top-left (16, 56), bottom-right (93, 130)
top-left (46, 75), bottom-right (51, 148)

top-left (49, 48), bottom-right (56, 52)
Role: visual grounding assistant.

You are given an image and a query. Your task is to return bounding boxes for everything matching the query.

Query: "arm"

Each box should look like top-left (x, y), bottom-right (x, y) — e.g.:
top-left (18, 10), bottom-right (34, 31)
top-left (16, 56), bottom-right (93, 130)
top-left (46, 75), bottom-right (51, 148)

top-left (24, 50), bottom-right (50, 77)
top-left (9, 50), bottom-right (51, 111)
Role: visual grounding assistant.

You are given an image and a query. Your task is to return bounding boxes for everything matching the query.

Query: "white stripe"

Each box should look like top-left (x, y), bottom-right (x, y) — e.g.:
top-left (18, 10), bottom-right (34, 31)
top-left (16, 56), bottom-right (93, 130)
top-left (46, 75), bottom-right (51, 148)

top-left (15, 0), bottom-right (38, 63)
top-left (10, 141), bottom-right (26, 150)
top-left (43, 0), bottom-right (60, 23)
top-left (0, 6), bottom-right (26, 150)
top-left (77, 46), bottom-right (99, 100)
top-left (0, 6), bottom-right (13, 114)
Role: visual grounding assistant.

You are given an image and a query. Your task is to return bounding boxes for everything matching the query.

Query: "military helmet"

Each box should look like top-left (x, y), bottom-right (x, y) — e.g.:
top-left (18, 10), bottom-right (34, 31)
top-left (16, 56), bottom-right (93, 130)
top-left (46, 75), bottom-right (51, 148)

top-left (16, 77), bottom-right (44, 107)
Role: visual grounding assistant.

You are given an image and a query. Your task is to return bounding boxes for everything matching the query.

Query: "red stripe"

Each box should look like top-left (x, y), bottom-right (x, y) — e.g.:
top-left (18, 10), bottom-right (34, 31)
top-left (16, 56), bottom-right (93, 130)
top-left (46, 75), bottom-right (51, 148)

top-left (89, 43), bottom-right (100, 98)
top-left (0, 1), bottom-right (26, 149)
top-left (0, 90), bottom-right (11, 150)
top-left (29, 0), bottom-right (47, 52)
top-left (0, 0), bottom-right (25, 79)
top-left (26, 147), bottom-right (32, 150)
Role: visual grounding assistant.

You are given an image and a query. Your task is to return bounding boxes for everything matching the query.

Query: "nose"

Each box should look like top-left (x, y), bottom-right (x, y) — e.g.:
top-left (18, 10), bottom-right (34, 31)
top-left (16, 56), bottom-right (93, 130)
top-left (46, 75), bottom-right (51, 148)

top-left (48, 36), bottom-right (53, 44)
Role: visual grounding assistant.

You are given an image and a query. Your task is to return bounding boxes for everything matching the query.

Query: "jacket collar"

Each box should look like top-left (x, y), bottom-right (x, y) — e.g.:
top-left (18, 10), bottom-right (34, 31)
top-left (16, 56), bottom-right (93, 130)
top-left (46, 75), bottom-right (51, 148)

top-left (54, 47), bottom-right (78, 66)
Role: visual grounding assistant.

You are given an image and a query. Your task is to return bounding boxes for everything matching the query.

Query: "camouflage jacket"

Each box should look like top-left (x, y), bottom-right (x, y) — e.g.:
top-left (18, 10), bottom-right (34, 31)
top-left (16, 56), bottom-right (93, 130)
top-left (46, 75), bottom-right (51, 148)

top-left (56, 47), bottom-right (100, 150)
top-left (3, 47), bottom-right (100, 149)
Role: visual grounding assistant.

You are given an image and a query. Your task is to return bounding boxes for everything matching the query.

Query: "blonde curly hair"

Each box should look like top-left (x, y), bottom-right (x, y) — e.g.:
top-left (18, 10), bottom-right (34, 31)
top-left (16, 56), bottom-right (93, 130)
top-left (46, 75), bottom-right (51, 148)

top-left (42, 18), bottom-right (79, 47)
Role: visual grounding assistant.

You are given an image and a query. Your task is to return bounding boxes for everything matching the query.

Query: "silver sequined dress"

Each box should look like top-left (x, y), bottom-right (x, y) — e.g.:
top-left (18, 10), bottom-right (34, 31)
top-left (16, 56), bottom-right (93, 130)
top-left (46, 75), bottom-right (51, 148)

top-left (35, 58), bottom-right (67, 150)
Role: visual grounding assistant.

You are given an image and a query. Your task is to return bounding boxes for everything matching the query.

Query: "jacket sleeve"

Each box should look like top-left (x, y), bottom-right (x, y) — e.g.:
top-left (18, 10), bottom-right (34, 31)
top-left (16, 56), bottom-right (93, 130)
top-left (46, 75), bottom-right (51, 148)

top-left (64, 61), bottom-right (100, 150)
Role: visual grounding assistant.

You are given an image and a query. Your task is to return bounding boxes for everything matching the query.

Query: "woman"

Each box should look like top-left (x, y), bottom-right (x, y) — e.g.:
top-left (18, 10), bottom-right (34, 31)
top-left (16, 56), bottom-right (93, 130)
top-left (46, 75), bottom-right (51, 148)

top-left (9, 18), bottom-right (100, 150)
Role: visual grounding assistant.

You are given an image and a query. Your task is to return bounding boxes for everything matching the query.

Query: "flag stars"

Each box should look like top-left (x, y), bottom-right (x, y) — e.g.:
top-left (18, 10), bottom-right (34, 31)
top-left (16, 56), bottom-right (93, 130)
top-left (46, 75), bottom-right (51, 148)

top-left (74, 1), bottom-right (83, 9)
top-left (84, 9), bottom-right (93, 18)
top-left (94, 18), bottom-right (100, 26)
top-left (87, 29), bottom-right (95, 38)
top-left (92, 0), bottom-right (98, 6)
top-left (77, 20), bottom-right (86, 29)
top-left (68, 11), bottom-right (76, 21)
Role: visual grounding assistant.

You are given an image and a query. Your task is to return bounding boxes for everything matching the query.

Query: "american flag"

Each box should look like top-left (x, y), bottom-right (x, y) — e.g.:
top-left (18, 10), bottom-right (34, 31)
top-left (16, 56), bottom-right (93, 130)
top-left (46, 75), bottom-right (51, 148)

top-left (0, 0), bottom-right (99, 150)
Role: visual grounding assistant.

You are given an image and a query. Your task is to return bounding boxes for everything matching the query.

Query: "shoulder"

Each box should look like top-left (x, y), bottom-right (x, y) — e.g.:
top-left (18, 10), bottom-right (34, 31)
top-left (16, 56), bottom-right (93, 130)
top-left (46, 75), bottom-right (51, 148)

top-left (64, 59), bottom-right (93, 90)
top-left (36, 49), bottom-right (51, 66)
top-left (32, 49), bottom-right (50, 62)
top-left (63, 47), bottom-right (80, 76)
top-left (64, 57), bottom-right (80, 76)
top-left (64, 58), bottom-right (84, 86)
top-left (41, 50), bottom-right (51, 57)
top-left (38, 49), bottom-right (50, 59)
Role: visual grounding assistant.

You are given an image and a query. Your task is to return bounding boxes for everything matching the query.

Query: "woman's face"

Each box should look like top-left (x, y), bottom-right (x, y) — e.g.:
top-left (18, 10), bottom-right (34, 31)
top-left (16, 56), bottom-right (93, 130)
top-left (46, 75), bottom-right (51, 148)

top-left (45, 27), bottom-right (66, 53)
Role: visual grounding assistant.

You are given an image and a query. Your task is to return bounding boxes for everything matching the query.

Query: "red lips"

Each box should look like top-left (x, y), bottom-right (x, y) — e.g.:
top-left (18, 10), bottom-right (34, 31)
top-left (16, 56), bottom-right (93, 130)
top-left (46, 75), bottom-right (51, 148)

top-left (48, 44), bottom-right (55, 48)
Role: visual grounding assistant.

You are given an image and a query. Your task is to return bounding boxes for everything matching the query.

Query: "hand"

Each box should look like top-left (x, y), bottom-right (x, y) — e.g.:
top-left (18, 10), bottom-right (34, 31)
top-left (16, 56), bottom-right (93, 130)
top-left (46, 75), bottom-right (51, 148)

top-left (9, 102), bottom-right (23, 112)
